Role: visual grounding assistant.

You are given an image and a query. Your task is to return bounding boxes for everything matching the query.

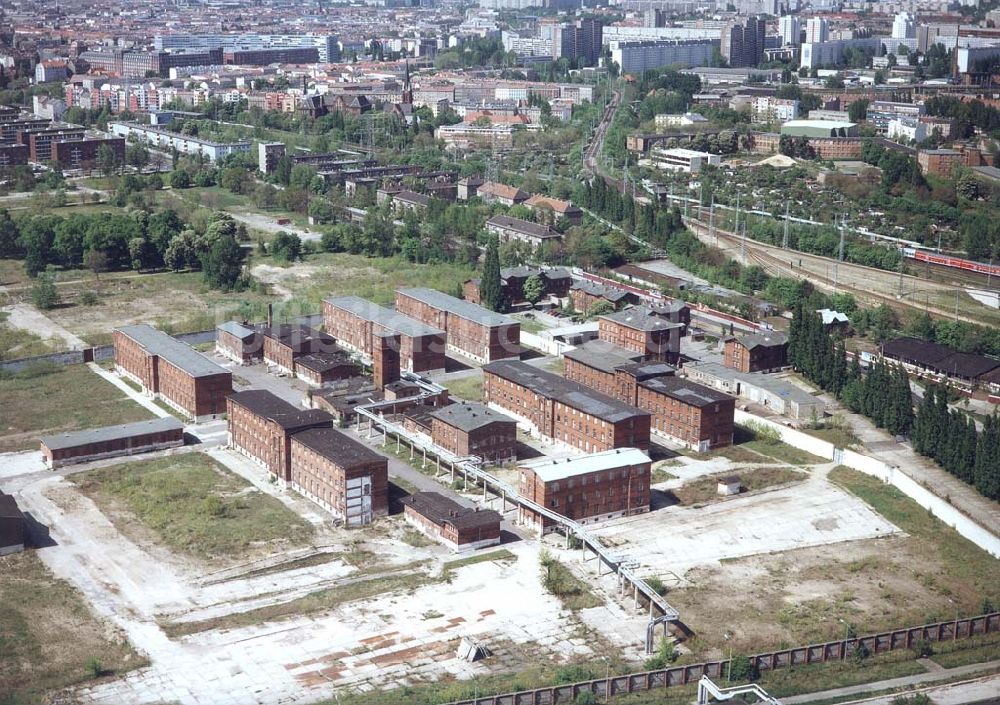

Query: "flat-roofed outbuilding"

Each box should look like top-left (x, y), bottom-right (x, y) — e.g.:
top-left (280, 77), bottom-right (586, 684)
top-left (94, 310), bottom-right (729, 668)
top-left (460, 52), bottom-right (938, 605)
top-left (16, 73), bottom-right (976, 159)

top-left (40, 417), bottom-right (185, 468)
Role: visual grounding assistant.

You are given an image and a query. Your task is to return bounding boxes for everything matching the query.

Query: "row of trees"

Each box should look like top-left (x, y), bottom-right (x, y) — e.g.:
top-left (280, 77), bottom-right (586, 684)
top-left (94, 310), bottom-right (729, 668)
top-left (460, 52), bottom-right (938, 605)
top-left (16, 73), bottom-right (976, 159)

top-left (913, 386), bottom-right (1000, 500)
top-left (789, 302), bottom-right (914, 436)
top-left (0, 207), bottom-right (247, 290)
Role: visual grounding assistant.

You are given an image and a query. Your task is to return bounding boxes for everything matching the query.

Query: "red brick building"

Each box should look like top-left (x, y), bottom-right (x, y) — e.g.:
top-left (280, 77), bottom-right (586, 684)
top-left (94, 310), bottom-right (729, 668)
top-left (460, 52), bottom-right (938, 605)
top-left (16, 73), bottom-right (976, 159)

top-left (323, 295), bottom-right (446, 373)
top-left (723, 332), bottom-right (789, 373)
top-left (565, 340), bottom-right (675, 400)
top-left (483, 359), bottom-right (650, 452)
top-left (570, 280), bottom-right (638, 313)
top-left (261, 324), bottom-right (338, 374)
top-left (0, 143), bottom-right (29, 168)
top-left (294, 352), bottom-right (361, 387)
top-left (227, 389), bottom-right (334, 481)
top-left (0, 493), bottom-right (25, 556)
top-left (395, 287), bottom-right (520, 364)
top-left (476, 180), bottom-right (528, 206)
top-left (18, 126), bottom-right (85, 162)
top-left (216, 321), bottom-right (263, 365)
top-left (598, 306), bottom-right (684, 363)
top-left (289, 427), bottom-right (388, 526)
top-left (463, 266), bottom-right (572, 307)
top-left (50, 136), bottom-right (125, 171)
top-left (401, 491), bottom-right (502, 551)
top-left (636, 376), bottom-right (735, 451)
top-left (518, 447), bottom-right (651, 531)
top-left (40, 417), bottom-right (184, 469)
top-left (114, 324), bottom-right (232, 421)
top-left (429, 402), bottom-right (517, 463)
top-left (917, 148), bottom-right (963, 176)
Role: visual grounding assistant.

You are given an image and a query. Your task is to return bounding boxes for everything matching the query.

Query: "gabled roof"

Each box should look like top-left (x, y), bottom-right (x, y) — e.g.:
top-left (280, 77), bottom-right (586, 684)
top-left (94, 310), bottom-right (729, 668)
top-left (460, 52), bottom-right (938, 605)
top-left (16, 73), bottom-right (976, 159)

top-left (524, 194), bottom-right (581, 215)
top-left (600, 306), bottom-right (685, 333)
top-left (400, 491), bottom-right (501, 531)
top-left (478, 180), bottom-right (528, 202)
top-left (520, 447), bottom-right (651, 483)
top-left (116, 324), bottom-right (228, 379)
top-left (41, 417), bottom-right (184, 452)
top-left (486, 214), bottom-right (560, 240)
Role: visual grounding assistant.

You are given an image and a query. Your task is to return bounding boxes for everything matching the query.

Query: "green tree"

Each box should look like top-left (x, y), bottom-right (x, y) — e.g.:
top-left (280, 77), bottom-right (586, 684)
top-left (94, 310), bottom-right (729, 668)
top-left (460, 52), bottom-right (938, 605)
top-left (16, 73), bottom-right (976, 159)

top-left (169, 170), bottom-right (191, 189)
top-left (97, 144), bottom-right (119, 176)
top-left (270, 231), bottom-right (302, 263)
top-left (848, 99), bottom-right (870, 123)
top-left (480, 237), bottom-right (505, 312)
top-left (31, 272), bottom-right (59, 310)
top-left (523, 275), bottom-right (545, 304)
top-left (200, 233), bottom-right (244, 290)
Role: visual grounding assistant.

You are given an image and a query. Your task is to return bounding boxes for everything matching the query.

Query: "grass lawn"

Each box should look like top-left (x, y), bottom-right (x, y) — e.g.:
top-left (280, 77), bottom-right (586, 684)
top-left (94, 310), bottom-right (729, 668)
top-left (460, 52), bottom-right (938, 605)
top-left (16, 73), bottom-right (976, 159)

top-left (69, 452), bottom-right (315, 563)
top-left (0, 551), bottom-right (144, 704)
top-left (673, 466), bottom-right (806, 506)
top-left (517, 317), bottom-right (548, 334)
top-left (45, 269), bottom-right (273, 345)
top-left (0, 315), bottom-right (59, 360)
top-left (829, 466), bottom-right (1000, 622)
top-left (443, 375), bottom-right (484, 402)
top-left (0, 364), bottom-right (155, 453)
top-left (249, 252), bottom-right (477, 308)
top-left (540, 552), bottom-right (602, 610)
top-left (802, 425), bottom-right (861, 449)
top-left (741, 439), bottom-right (828, 466)
top-left (545, 357), bottom-right (565, 375)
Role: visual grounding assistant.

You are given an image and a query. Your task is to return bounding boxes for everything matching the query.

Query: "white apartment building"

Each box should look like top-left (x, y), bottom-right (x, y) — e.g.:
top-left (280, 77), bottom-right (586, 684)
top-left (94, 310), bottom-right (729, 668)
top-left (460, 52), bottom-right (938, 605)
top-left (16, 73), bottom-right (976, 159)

top-left (752, 96), bottom-right (800, 123)
top-left (779, 16), bottom-right (802, 46)
top-left (888, 117), bottom-right (927, 143)
top-left (650, 147), bottom-right (721, 173)
top-left (805, 17), bottom-right (829, 43)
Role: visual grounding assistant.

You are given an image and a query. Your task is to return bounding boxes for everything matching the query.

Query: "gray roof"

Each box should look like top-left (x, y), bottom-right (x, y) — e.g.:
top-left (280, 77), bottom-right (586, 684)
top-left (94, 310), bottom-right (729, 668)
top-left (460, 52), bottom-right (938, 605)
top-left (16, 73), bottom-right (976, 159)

top-left (228, 389), bottom-right (333, 430)
top-left (600, 306), bottom-right (685, 332)
top-left (116, 324), bottom-right (229, 378)
top-left (430, 402), bottom-right (516, 433)
top-left (40, 417), bottom-right (184, 451)
top-left (734, 331), bottom-right (789, 350)
top-left (570, 280), bottom-right (633, 302)
top-left (486, 214), bottom-right (560, 241)
top-left (484, 359), bottom-right (649, 424)
top-left (639, 376), bottom-right (733, 408)
top-left (291, 427), bottom-right (385, 468)
top-left (397, 288), bottom-right (516, 328)
top-left (217, 320), bottom-right (258, 340)
top-left (400, 491), bottom-right (501, 530)
top-left (564, 339), bottom-right (644, 374)
top-left (324, 296), bottom-right (444, 338)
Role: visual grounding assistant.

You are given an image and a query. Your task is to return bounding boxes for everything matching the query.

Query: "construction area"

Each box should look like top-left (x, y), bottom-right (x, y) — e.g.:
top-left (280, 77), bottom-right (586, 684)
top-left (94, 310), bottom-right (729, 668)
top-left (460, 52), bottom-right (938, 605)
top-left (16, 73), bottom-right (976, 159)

top-left (1, 278), bottom-right (999, 705)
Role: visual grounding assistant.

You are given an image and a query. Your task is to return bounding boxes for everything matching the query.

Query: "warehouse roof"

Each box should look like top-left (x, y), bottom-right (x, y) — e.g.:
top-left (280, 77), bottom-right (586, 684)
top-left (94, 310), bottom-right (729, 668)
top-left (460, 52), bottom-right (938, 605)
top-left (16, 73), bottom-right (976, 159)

top-left (564, 339), bottom-right (644, 374)
top-left (116, 324), bottom-right (229, 378)
top-left (430, 402), bottom-right (516, 433)
top-left (730, 331), bottom-right (788, 350)
top-left (40, 417), bottom-right (184, 452)
top-left (639, 376), bottom-right (733, 408)
top-left (400, 491), bottom-right (501, 530)
top-left (228, 389), bottom-right (333, 430)
top-left (291, 427), bottom-right (385, 468)
top-left (520, 447), bottom-right (651, 483)
top-left (600, 306), bottom-right (685, 332)
top-left (484, 359), bottom-right (649, 423)
top-left (397, 287), bottom-right (516, 328)
top-left (324, 296), bottom-right (444, 338)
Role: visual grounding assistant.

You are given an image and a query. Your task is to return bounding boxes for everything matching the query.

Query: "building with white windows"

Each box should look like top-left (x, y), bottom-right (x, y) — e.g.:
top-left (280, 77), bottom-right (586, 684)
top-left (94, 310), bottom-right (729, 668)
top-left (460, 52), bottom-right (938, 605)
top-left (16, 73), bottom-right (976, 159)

top-left (650, 147), bottom-right (721, 173)
top-left (108, 122), bottom-right (251, 162)
top-left (779, 16), bottom-right (802, 46)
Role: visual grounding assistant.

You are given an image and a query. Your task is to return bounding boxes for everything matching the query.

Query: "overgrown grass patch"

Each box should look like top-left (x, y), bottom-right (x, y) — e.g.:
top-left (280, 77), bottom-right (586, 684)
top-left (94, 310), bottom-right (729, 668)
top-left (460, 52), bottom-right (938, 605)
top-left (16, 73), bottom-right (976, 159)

top-left (0, 551), bottom-right (144, 704)
top-left (539, 551), bottom-right (602, 610)
top-left (0, 363), bottom-right (155, 452)
top-left (829, 466), bottom-right (1000, 620)
top-left (70, 453), bottom-right (314, 563)
top-left (673, 467), bottom-right (806, 506)
top-left (163, 570), bottom-right (435, 637)
top-left (443, 375), bottom-right (484, 402)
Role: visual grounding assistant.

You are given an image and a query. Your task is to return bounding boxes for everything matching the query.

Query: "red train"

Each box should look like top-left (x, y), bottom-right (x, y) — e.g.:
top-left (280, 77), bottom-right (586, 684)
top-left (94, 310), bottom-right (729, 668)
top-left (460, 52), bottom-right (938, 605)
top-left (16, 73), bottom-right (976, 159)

top-left (903, 248), bottom-right (1000, 278)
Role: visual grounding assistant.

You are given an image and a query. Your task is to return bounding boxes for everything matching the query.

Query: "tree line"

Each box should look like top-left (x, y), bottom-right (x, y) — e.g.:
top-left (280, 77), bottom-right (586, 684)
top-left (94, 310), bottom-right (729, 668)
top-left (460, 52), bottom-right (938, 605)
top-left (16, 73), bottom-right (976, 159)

top-left (0, 207), bottom-right (248, 291)
top-left (913, 385), bottom-right (1000, 501)
top-left (790, 302), bottom-right (914, 437)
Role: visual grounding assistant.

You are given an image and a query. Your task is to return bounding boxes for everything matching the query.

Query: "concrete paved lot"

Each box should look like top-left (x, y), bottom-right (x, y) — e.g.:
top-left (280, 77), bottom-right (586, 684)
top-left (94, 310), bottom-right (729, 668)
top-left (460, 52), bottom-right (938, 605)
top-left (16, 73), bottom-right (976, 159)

top-left (588, 464), bottom-right (899, 578)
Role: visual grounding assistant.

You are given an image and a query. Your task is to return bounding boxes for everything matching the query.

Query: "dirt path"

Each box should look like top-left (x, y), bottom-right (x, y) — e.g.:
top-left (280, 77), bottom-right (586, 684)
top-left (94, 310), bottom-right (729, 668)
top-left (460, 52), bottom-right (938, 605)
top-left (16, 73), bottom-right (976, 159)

top-left (228, 212), bottom-right (322, 242)
top-left (1, 302), bottom-right (88, 349)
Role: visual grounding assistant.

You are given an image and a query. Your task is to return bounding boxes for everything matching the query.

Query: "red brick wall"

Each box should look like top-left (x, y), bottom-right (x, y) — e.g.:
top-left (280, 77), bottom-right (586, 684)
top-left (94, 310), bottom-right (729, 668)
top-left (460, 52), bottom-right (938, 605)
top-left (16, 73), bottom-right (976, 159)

top-left (43, 426), bottom-right (183, 466)
top-left (430, 418), bottom-right (517, 462)
top-left (637, 386), bottom-right (734, 448)
top-left (564, 357), bottom-right (618, 398)
top-left (394, 291), bottom-right (519, 363)
top-left (227, 397), bottom-right (289, 479)
top-left (323, 299), bottom-right (445, 372)
top-left (599, 318), bottom-right (677, 360)
top-left (289, 439), bottom-right (388, 520)
top-left (519, 461), bottom-right (650, 526)
top-left (723, 339), bottom-right (787, 373)
top-left (114, 330), bottom-right (157, 391)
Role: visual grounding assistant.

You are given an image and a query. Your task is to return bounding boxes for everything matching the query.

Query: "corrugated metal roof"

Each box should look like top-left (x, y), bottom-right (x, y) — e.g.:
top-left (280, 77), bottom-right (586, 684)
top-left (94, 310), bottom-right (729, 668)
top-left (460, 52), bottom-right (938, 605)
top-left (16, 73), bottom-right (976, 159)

top-left (40, 417), bottom-right (184, 451)
top-left (520, 447), bottom-right (651, 482)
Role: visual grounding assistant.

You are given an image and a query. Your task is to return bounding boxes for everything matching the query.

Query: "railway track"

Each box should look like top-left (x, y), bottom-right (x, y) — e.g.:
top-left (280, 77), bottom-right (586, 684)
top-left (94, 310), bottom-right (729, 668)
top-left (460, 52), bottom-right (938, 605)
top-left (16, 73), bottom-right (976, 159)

top-left (685, 218), bottom-right (992, 327)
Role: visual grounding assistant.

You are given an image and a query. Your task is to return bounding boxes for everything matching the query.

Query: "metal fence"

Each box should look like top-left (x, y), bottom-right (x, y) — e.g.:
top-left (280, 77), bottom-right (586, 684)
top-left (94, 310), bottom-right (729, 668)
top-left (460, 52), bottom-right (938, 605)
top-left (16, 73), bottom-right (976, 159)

top-left (447, 612), bottom-right (1000, 705)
